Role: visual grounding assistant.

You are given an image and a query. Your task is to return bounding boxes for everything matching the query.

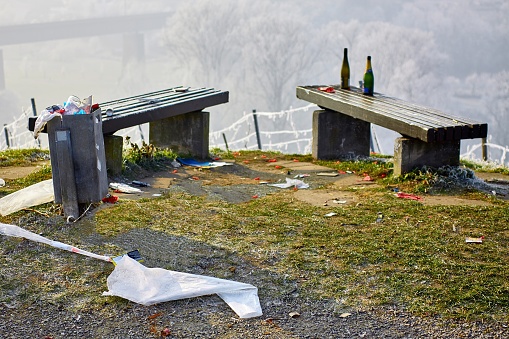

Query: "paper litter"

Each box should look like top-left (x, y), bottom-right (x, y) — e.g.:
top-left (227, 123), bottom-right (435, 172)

top-left (269, 178), bottom-right (309, 189)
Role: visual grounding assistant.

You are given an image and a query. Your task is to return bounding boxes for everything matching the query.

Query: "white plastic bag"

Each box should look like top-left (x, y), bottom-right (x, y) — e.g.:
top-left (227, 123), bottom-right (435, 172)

top-left (0, 179), bottom-right (54, 216)
top-left (64, 95), bottom-right (93, 115)
top-left (109, 183), bottom-right (143, 194)
top-left (103, 256), bottom-right (263, 318)
top-left (269, 178), bottom-right (309, 189)
top-left (33, 110), bottom-right (62, 139)
top-left (63, 95), bottom-right (82, 115)
top-left (0, 222), bottom-right (112, 262)
top-left (0, 221), bottom-right (262, 318)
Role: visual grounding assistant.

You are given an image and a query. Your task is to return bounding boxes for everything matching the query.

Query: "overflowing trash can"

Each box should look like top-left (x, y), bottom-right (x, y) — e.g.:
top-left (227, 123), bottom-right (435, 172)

top-left (46, 108), bottom-right (108, 219)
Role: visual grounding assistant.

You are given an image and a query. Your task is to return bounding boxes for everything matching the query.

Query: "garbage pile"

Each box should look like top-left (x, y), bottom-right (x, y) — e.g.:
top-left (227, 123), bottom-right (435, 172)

top-left (33, 95), bottom-right (97, 138)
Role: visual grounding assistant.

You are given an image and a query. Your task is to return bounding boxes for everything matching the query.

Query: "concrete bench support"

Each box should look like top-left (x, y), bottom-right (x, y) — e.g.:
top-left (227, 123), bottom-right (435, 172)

top-left (393, 137), bottom-right (461, 177)
top-left (104, 134), bottom-right (124, 176)
top-left (312, 109), bottom-right (370, 160)
top-left (149, 111), bottom-right (210, 159)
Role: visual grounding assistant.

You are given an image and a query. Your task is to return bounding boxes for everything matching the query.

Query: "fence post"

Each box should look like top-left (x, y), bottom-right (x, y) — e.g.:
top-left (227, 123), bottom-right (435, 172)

top-left (222, 133), bottom-right (229, 152)
top-left (482, 137), bottom-right (488, 161)
top-left (31, 98), bottom-right (37, 116)
top-left (3, 124), bottom-right (9, 148)
top-left (31, 98), bottom-right (41, 147)
top-left (252, 109), bottom-right (262, 150)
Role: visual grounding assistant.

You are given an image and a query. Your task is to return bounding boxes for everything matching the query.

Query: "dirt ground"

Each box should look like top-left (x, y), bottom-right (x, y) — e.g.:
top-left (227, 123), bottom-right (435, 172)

top-left (101, 158), bottom-right (508, 208)
top-left (2, 158), bottom-right (509, 338)
top-left (2, 158), bottom-right (508, 207)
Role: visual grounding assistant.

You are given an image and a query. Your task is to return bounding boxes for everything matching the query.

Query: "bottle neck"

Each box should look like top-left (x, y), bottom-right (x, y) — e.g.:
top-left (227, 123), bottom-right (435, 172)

top-left (365, 60), bottom-right (372, 72)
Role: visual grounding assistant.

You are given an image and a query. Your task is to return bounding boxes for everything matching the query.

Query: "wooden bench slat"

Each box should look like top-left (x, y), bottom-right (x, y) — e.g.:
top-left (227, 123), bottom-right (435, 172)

top-left (101, 88), bottom-right (228, 134)
top-left (298, 86), bottom-right (439, 142)
top-left (99, 86), bottom-right (190, 106)
top-left (28, 86), bottom-right (229, 136)
top-left (332, 90), bottom-right (451, 137)
top-left (102, 87), bottom-right (217, 115)
top-left (339, 87), bottom-right (488, 139)
top-left (296, 85), bottom-right (487, 142)
top-left (376, 92), bottom-right (487, 139)
top-left (318, 87), bottom-right (470, 135)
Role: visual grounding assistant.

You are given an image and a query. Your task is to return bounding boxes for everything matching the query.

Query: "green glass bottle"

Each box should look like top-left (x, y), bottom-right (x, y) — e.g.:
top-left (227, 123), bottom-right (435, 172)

top-left (363, 56), bottom-right (374, 95)
top-left (341, 48), bottom-right (350, 89)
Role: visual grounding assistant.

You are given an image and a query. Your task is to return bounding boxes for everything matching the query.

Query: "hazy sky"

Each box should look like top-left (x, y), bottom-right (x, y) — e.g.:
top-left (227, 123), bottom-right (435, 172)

top-left (1, 0), bottom-right (507, 152)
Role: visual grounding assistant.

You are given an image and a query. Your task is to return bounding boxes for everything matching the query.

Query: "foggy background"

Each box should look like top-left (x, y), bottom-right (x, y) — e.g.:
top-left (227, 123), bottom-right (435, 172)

top-left (1, 0), bottom-right (508, 156)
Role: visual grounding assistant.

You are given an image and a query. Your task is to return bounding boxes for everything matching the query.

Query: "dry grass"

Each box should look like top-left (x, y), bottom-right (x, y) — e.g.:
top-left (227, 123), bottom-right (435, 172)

top-left (1, 149), bottom-right (509, 323)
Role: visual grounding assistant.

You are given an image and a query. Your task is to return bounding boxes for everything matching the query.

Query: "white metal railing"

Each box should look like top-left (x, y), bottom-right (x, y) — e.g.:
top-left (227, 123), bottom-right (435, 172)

top-left (1, 104), bottom-right (507, 168)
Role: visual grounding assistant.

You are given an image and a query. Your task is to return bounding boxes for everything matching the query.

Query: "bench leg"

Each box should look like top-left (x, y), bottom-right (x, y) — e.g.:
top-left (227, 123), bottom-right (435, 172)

top-left (312, 109), bottom-right (370, 160)
top-left (393, 137), bottom-right (460, 176)
top-left (104, 135), bottom-right (124, 176)
top-left (149, 111), bottom-right (210, 159)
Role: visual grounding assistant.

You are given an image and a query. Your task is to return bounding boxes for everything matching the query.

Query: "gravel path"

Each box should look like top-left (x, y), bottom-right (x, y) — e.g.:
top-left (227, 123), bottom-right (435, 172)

top-left (1, 296), bottom-right (508, 338)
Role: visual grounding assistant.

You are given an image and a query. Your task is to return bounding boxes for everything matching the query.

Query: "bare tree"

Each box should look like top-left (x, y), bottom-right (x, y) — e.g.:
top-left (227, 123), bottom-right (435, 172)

top-left (239, 4), bottom-right (323, 111)
top-left (162, 0), bottom-right (241, 87)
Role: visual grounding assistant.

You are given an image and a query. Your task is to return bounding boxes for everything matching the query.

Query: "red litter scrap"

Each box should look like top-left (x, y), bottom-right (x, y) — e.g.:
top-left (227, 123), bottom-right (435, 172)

top-left (268, 158), bottom-right (277, 163)
top-left (318, 86), bottom-right (335, 93)
top-left (395, 192), bottom-right (422, 201)
top-left (102, 195), bottom-right (118, 204)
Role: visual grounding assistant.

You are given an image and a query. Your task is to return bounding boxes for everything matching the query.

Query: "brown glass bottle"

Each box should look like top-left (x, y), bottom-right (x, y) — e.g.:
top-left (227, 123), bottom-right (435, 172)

top-left (341, 48), bottom-right (350, 89)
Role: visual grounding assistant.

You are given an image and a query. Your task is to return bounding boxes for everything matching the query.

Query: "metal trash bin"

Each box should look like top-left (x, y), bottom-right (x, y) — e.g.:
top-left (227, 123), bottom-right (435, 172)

top-left (47, 109), bottom-right (108, 218)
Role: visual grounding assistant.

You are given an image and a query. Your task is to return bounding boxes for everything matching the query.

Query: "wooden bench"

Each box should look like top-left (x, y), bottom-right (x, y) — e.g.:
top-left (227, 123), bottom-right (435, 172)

top-left (296, 85), bottom-right (488, 176)
top-left (29, 86), bottom-right (229, 175)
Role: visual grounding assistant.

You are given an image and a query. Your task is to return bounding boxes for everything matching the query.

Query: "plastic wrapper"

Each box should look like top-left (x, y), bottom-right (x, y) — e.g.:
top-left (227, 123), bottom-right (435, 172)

top-left (269, 178), bottom-right (309, 189)
top-left (33, 110), bottom-right (62, 139)
top-left (63, 95), bottom-right (82, 115)
top-left (0, 222), bottom-right (112, 262)
top-left (0, 179), bottom-right (54, 216)
top-left (109, 183), bottom-right (143, 194)
top-left (103, 256), bottom-right (263, 318)
top-left (0, 221), bottom-right (262, 318)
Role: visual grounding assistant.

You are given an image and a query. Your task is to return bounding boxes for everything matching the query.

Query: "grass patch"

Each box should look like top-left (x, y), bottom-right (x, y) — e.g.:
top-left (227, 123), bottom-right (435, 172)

top-left (93, 185), bottom-right (509, 321)
top-left (121, 138), bottom-right (180, 176)
top-left (2, 149), bottom-right (509, 322)
top-left (0, 148), bottom-right (49, 167)
top-left (462, 159), bottom-right (509, 175)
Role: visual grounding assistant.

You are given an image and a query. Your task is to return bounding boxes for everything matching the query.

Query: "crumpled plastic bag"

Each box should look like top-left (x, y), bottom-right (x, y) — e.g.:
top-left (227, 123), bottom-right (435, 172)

top-left (33, 110), bottom-right (62, 139)
top-left (0, 179), bottom-right (54, 216)
top-left (0, 221), bottom-right (263, 319)
top-left (269, 178), bottom-right (309, 189)
top-left (103, 256), bottom-right (263, 319)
